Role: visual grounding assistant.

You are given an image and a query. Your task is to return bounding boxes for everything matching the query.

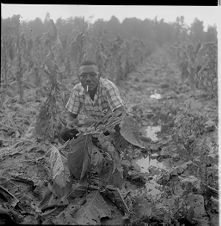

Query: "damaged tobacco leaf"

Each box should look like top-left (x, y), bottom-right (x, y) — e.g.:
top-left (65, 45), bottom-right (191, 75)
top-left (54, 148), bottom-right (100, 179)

top-left (34, 63), bottom-right (66, 142)
top-left (34, 92), bottom-right (60, 141)
top-left (67, 135), bottom-right (91, 181)
top-left (101, 186), bottom-right (130, 215)
top-left (49, 145), bottom-right (69, 197)
top-left (90, 144), bottom-right (104, 175)
top-left (133, 195), bottom-right (152, 219)
top-left (97, 157), bottom-right (124, 189)
top-left (67, 133), bottom-right (123, 188)
top-left (98, 136), bottom-right (122, 174)
top-left (107, 167), bottom-right (124, 189)
top-left (74, 190), bottom-right (112, 225)
top-left (112, 132), bottom-right (130, 153)
top-left (120, 115), bottom-right (145, 149)
top-left (0, 185), bottom-right (19, 207)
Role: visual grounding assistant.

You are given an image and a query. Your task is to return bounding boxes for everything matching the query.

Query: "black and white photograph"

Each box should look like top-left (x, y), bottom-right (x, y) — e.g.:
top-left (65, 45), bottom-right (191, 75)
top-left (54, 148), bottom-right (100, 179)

top-left (0, 4), bottom-right (219, 225)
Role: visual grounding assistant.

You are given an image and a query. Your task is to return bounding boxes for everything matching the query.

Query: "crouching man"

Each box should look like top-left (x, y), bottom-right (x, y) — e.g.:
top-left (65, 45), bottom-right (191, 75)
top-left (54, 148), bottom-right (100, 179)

top-left (60, 60), bottom-right (125, 141)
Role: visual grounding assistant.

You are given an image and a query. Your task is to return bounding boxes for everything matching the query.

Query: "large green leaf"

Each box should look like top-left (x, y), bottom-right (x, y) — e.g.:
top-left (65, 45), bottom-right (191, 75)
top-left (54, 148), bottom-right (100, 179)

top-left (99, 157), bottom-right (123, 189)
top-left (120, 115), bottom-right (145, 148)
top-left (101, 186), bottom-right (130, 215)
top-left (0, 185), bottom-right (19, 207)
top-left (49, 145), bottom-right (66, 188)
top-left (49, 145), bottom-right (69, 197)
top-left (67, 135), bottom-right (91, 181)
top-left (90, 145), bottom-right (104, 174)
top-left (74, 190), bottom-right (112, 225)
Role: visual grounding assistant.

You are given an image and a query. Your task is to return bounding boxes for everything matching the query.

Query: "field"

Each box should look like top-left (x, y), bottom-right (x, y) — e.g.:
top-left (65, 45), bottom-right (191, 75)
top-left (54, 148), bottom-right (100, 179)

top-left (0, 15), bottom-right (218, 225)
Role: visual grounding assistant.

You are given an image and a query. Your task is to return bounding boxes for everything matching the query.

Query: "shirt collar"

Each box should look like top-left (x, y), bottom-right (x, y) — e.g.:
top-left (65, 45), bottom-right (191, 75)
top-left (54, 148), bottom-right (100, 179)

top-left (79, 79), bottom-right (101, 96)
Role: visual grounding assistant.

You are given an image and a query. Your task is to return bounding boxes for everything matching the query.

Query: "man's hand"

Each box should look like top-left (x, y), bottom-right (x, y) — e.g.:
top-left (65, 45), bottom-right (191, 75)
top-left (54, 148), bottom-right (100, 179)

top-left (67, 112), bottom-right (78, 128)
top-left (67, 118), bottom-right (78, 129)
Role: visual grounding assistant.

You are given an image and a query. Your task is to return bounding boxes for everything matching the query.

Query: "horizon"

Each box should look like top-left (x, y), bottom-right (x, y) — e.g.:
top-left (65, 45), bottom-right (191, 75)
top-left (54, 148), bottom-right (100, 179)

top-left (1, 4), bottom-right (220, 30)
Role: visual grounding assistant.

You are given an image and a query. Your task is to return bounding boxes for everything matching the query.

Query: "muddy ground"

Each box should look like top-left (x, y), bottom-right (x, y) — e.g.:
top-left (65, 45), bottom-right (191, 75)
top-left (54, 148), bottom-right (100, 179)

top-left (0, 48), bottom-right (218, 225)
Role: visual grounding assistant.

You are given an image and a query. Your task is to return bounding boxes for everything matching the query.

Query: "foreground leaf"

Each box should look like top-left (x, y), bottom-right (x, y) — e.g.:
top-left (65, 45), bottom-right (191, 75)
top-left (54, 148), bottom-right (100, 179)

top-left (0, 185), bottom-right (19, 207)
top-left (67, 135), bottom-right (91, 181)
top-left (49, 145), bottom-right (70, 197)
top-left (101, 186), bottom-right (130, 214)
top-left (120, 115), bottom-right (145, 148)
top-left (49, 145), bottom-right (66, 187)
top-left (74, 190), bottom-right (112, 225)
top-left (90, 145), bottom-right (104, 174)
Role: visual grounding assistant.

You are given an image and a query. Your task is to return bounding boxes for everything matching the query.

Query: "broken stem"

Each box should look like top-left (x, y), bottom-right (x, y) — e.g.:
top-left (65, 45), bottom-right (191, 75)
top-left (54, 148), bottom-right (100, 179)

top-left (0, 185), bottom-right (19, 207)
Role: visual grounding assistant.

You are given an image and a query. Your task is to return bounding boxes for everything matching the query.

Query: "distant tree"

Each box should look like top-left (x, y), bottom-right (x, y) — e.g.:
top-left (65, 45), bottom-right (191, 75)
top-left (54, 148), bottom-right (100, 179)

top-left (91, 18), bottom-right (105, 35)
top-left (73, 17), bottom-right (88, 34)
top-left (205, 25), bottom-right (217, 42)
top-left (189, 18), bottom-right (205, 44)
top-left (121, 17), bottom-right (145, 40)
top-left (107, 16), bottom-right (121, 37)
top-left (154, 18), bottom-right (174, 46)
top-left (173, 16), bottom-right (189, 44)
top-left (28, 17), bottom-right (44, 39)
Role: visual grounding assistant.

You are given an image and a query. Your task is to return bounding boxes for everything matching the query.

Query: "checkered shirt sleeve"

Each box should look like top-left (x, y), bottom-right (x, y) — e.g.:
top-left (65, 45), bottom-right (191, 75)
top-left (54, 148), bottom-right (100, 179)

top-left (105, 80), bottom-right (124, 111)
top-left (65, 86), bottom-right (81, 114)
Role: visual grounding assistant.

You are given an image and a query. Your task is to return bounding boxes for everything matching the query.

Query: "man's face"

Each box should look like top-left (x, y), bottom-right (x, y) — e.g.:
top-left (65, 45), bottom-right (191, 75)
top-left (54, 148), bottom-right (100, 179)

top-left (78, 65), bottom-right (100, 92)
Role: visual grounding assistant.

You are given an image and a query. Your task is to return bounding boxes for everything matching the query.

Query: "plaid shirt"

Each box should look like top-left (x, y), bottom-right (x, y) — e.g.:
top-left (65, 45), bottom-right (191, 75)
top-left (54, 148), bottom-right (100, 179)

top-left (65, 78), bottom-right (124, 123)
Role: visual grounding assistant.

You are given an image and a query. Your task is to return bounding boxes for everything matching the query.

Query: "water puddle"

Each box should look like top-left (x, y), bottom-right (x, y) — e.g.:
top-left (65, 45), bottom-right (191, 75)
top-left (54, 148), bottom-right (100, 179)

top-left (135, 156), bottom-right (172, 199)
top-left (136, 155), bottom-right (168, 173)
top-left (145, 126), bottom-right (161, 142)
top-left (133, 122), bottom-right (166, 199)
top-left (150, 92), bottom-right (162, 99)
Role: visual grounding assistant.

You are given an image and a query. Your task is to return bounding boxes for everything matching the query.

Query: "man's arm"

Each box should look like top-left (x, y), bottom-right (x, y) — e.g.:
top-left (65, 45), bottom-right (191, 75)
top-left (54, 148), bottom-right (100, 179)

top-left (105, 80), bottom-right (125, 113)
top-left (65, 86), bottom-right (81, 128)
top-left (101, 106), bottom-right (125, 135)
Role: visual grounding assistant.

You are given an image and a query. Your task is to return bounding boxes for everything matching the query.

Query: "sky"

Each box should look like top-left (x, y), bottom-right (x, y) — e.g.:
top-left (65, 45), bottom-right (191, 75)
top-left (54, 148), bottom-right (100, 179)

top-left (1, 4), bottom-right (220, 30)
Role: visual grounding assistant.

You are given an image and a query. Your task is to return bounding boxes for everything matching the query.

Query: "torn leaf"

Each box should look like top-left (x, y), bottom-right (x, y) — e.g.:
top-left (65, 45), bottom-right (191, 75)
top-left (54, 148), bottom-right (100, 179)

top-left (67, 135), bottom-right (91, 181)
top-left (74, 190), bottom-right (112, 225)
top-left (120, 115), bottom-right (145, 148)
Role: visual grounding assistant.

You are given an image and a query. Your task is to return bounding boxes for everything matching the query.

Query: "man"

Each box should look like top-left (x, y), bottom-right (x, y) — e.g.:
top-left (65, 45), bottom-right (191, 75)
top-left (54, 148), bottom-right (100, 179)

top-left (60, 60), bottom-right (125, 142)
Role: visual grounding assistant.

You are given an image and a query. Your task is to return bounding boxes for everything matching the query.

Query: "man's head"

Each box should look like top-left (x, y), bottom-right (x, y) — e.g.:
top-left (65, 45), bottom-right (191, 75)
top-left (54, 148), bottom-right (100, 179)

top-left (78, 61), bottom-right (100, 92)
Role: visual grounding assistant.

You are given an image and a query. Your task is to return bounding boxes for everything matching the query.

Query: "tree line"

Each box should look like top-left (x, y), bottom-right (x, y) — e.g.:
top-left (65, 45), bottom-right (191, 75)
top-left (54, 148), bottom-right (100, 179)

top-left (1, 13), bottom-right (217, 103)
